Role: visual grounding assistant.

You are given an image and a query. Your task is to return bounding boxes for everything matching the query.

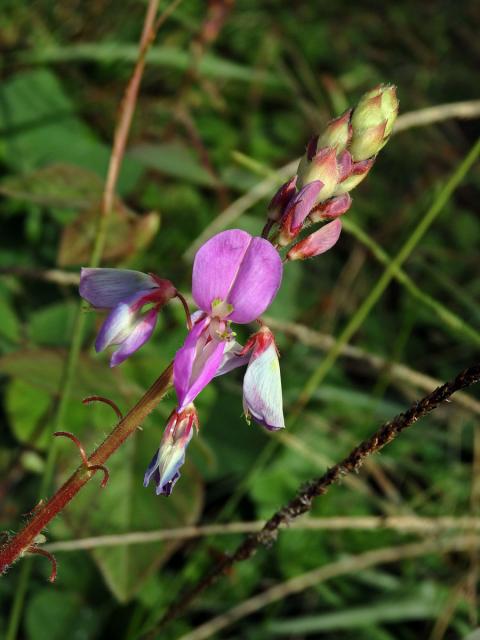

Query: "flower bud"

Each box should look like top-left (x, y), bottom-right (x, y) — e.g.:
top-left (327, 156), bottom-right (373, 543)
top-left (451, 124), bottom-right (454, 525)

top-left (287, 219), bottom-right (342, 261)
top-left (297, 146), bottom-right (339, 200)
top-left (144, 404), bottom-right (199, 496)
top-left (349, 84), bottom-right (398, 160)
top-left (333, 158), bottom-right (375, 195)
top-left (317, 109), bottom-right (352, 153)
top-left (309, 193), bottom-right (352, 223)
top-left (277, 181), bottom-right (323, 246)
top-left (267, 176), bottom-right (297, 222)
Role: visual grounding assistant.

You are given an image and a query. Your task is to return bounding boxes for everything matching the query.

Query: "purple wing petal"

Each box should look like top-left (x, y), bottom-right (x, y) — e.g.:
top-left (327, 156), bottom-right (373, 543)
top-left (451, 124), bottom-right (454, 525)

top-left (109, 308), bottom-right (158, 367)
top-left (215, 340), bottom-right (250, 377)
top-left (291, 181), bottom-right (323, 231)
top-left (174, 317), bottom-right (227, 408)
top-left (243, 342), bottom-right (285, 431)
top-left (173, 316), bottom-right (210, 407)
top-left (226, 237), bottom-right (282, 323)
top-left (192, 230), bottom-right (253, 313)
top-left (80, 268), bottom-right (157, 309)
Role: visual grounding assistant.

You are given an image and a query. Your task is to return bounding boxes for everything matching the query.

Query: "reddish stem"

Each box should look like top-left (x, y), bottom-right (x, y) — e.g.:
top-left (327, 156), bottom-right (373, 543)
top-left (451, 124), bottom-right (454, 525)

top-left (0, 363), bottom-right (173, 576)
top-left (176, 292), bottom-right (193, 330)
top-left (82, 395), bottom-right (123, 420)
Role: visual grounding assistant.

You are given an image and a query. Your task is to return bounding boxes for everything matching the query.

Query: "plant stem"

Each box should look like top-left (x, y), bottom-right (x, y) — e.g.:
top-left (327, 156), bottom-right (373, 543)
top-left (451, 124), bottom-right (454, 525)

top-left (4, 4), bottom-right (164, 637)
top-left (0, 364), bottom-right (173, 576)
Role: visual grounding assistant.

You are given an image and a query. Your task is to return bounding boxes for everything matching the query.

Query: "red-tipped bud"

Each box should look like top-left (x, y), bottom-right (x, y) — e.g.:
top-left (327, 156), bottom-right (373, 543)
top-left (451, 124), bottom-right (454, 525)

top-left (309, 193), bottom-right (352, 223)
top-left (287, 219), bottom-right (342, 261)
top-left (297, 147), bottom-right (339, 200)
top-left (267, 176), bottom-right (297, 222)
top-left (318, 109), bottom-right (353, 153)
top-left (334, 157), bottom-right (375, 195)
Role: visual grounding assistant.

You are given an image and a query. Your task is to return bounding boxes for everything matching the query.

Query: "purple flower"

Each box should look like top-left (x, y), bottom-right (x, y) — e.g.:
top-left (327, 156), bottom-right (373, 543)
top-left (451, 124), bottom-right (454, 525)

top-left (143, 404), bottom-right (198, 496)
top-left (174, 229), bottom-right (282, 409)
top-left (144, 230), bottom-right (283, 496)
top-left (80, 268), bottom-right (176, 366)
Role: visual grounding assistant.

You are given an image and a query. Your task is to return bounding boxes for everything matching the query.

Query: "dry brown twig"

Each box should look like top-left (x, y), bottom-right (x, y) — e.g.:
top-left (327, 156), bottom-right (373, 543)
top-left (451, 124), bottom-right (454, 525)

top-left (151, 363), bottom-right (480, 633)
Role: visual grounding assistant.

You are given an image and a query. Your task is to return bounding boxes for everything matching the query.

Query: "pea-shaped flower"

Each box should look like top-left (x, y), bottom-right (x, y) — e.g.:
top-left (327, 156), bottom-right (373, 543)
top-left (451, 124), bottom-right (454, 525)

top-left (144, 229), bottom-right (284, 496)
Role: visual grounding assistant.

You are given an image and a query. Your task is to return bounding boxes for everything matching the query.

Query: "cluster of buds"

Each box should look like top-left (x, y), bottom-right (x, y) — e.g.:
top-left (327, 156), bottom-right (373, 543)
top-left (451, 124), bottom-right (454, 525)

top-left (266, 84), bottom-right (399, 260)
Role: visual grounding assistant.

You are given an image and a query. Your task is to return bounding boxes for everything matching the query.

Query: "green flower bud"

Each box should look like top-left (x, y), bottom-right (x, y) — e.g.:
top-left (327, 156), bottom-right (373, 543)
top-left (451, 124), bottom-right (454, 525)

top-left (333, 158), bottom-right (375, 195)
top-left (297, 147), bottom-right (339, 200)
top-left (317, 109), bottom-right (352, 153)
top-left (349, 84), bottom-right (398, 161)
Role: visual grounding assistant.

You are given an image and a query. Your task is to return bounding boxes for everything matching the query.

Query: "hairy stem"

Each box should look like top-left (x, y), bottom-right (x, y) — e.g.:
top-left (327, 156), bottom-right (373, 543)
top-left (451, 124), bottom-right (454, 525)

top-left (153, 362), bottom-right (480, 633)
top-left (0, 364), bottom-right (173, 576)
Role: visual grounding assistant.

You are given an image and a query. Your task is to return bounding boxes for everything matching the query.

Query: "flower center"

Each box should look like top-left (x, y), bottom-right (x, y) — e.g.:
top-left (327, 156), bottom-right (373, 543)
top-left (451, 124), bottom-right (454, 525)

top-left (211, 298), bottom-right (234, 320)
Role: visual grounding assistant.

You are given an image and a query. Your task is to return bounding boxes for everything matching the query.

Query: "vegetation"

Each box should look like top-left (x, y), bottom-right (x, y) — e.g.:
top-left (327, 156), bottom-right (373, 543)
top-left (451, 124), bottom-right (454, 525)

top-left (1, 1), bottom-right (480, 638)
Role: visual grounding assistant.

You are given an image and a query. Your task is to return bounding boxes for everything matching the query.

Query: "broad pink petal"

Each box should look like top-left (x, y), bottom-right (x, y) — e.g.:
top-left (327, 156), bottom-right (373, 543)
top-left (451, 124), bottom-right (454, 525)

top-left (192, 230), bottom-right (282, 325)
top-left (192, 230), bottom-right (254, 314)
top-left (80, 268), bottom-right (157, 309)
top-left (110, 308), bottom-right (158, 367)
top-left (227, 237), bottom-right (282, 323)
top-left (243, 342), bottom-right (285, 431)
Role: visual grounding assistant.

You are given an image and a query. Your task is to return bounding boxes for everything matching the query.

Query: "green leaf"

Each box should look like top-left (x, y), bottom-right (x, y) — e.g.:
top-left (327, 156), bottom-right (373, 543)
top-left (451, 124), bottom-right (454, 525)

top-left (21, 44), bottom-right (284, 86)
top-left (26, 590), bottom-right (99, 640)
top-left (0, 69), bottom-right (140, 192)
top-left (130, 143), bottom-right (215, 186)
top-left (6, 379), bottom-right (52, 448)
top-left (28, 301), bottom-right (88, 347)
top-left (0, 163), bottom-right (105, 209)
top-left (0, 291), bottom-right (20, 343)
top-left (50, 423), bottom-right (204, 602)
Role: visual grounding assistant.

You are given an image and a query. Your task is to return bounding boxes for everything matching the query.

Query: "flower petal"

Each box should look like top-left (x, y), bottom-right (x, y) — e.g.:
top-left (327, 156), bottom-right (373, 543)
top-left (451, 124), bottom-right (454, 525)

top-left (110, 308), bottom-right (158, 367)
top-left (287, 219), bottom-right (342, 261)
top-left (226, 237), bottom-right (283, 323)
top-left (215, 340), bottom-right (250, 377)
top-left (174, 317), bottom-right (226, 408)
top-left (243, 342), bottom-right (285, 431)
top-left (144, 406), bottom-right (197, 496)
top-left (80, 268), bottom-right (157, 309)
top-left (290, 181), bottom-right (324, 231)
top-left (192, 230), bottom-right (254, 314)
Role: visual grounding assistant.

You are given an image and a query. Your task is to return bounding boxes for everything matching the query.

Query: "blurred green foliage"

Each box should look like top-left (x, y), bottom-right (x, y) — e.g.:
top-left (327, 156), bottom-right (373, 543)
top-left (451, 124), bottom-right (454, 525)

top-left (1, 1), bottom-right (480, 639)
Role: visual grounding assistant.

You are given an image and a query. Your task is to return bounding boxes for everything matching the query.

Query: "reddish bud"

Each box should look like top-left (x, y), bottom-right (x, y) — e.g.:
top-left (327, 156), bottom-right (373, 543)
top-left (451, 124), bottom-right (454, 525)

top-left (309, 193), bottom-right (352, 223)
top-left (287, 219), bottom-right (342, 261)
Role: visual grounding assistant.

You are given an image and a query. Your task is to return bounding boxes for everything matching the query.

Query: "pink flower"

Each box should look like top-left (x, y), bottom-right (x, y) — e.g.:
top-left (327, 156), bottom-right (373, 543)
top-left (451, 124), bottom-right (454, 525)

top-left (174, 229), bottom-right (283, 410)
top-left (144, 229), bottom-right (283, 496)
top-left (80, 268), bottom-right (176, 366)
